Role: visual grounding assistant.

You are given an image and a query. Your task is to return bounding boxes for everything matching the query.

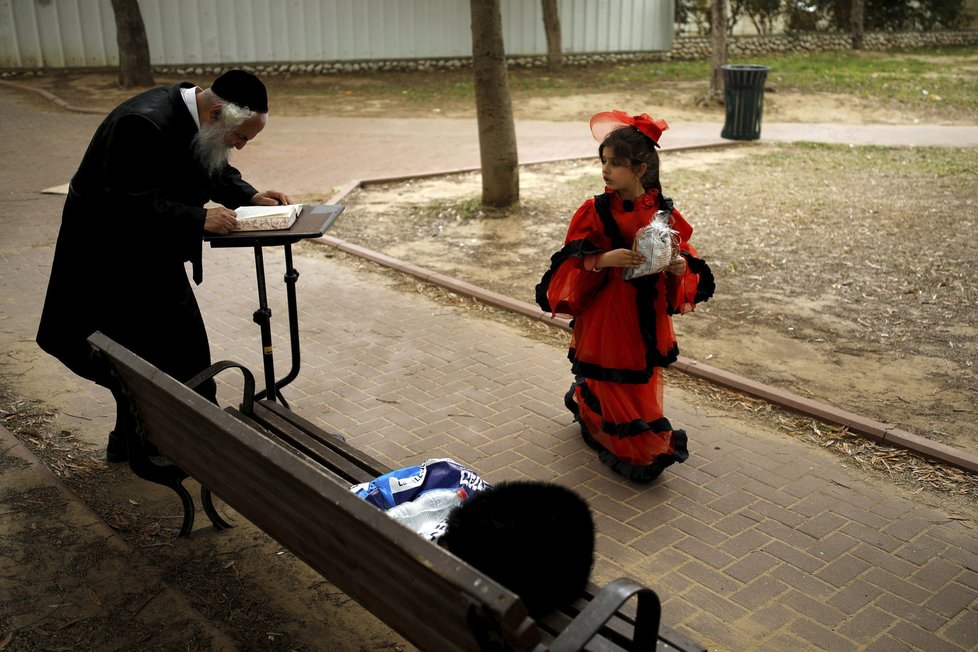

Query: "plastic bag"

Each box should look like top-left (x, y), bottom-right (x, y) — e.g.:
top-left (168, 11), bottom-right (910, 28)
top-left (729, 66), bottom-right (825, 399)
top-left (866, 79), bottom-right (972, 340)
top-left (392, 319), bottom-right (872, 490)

top-left (622, 209), bottom-right (678, 280)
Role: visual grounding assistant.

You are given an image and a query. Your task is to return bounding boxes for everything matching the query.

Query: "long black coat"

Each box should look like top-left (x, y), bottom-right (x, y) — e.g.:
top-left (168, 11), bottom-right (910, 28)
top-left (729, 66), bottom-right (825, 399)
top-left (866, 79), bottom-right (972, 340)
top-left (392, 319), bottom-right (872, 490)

top-left (36, 83), bottom-right (258, 390)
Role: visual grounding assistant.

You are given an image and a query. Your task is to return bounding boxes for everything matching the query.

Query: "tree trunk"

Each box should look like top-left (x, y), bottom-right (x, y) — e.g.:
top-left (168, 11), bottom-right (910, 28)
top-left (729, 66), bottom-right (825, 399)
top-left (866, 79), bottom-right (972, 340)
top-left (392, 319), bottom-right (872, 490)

top-left (851, 0), bottom-right (865, 50)
top-left (111, 0), bottom-right (154, 88)
top-left (470, 0), bottom-right (519, 208)
top-left (706, 0), bottom-right (727, 104)
top-left (541, 0), bottom-right (562, 73)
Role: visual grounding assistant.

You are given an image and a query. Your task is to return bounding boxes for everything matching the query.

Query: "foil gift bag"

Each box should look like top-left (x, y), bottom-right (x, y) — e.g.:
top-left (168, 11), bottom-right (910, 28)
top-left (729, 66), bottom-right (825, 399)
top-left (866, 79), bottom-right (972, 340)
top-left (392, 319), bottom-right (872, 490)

top-left (622, 209), bottom-right (678, 280)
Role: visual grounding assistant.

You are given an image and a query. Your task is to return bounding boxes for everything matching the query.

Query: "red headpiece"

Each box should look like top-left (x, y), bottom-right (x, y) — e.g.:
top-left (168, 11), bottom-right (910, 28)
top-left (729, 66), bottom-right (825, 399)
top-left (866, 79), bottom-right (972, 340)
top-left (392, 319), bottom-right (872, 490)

top-left (589, 110), bottom-right (669, 148)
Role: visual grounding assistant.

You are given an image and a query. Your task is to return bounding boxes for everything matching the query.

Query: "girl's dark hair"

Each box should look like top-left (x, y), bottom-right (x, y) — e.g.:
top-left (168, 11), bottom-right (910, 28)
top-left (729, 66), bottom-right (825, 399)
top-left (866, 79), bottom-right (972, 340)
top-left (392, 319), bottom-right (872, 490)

top-left (599, 127), bottom-right (662, 192)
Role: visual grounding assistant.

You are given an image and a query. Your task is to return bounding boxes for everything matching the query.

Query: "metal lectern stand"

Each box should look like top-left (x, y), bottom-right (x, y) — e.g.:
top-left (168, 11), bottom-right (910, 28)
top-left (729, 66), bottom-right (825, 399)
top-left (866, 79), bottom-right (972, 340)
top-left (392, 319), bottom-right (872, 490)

top-left (205, 204), bottom-right (344, 407)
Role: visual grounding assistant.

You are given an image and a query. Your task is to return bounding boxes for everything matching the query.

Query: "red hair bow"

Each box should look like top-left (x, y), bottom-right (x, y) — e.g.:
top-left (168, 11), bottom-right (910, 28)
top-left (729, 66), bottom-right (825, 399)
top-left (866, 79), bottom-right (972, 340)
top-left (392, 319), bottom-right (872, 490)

top-left (590, 110), bottom-right (669, 147)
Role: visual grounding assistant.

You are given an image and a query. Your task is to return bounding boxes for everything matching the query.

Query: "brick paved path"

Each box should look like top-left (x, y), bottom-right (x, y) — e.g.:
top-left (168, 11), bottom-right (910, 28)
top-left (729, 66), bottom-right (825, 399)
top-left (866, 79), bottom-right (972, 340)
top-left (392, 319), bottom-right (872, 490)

top-left (1, 85), bottom-right (976, 650)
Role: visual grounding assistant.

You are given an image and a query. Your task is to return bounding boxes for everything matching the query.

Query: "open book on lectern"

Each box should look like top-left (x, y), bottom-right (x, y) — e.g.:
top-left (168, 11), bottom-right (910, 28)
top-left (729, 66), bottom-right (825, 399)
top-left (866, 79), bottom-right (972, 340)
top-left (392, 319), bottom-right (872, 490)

top-left (232, 204), bottom-right (304, 231)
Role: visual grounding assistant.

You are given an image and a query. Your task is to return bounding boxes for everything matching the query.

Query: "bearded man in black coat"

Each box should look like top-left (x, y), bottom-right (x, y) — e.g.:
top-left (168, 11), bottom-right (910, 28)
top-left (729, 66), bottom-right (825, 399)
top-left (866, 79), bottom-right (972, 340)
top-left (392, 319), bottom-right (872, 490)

top-left (37, 69), bottom-right (290, 463)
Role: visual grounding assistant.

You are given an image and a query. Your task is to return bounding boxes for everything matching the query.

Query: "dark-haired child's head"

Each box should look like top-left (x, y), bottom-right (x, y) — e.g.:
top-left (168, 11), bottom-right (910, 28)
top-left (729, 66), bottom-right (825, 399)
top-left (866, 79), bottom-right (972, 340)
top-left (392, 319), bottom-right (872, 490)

top-left (439, 481), bottom-right (595, 617)
top-left (599, 127), bottom-right (662, 192)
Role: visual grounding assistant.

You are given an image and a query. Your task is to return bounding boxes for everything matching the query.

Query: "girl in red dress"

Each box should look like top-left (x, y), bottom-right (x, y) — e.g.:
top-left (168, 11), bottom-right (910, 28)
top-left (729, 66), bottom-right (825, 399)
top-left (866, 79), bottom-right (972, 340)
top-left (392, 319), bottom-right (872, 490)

top-left (536, 111), bottom-right (714, 483)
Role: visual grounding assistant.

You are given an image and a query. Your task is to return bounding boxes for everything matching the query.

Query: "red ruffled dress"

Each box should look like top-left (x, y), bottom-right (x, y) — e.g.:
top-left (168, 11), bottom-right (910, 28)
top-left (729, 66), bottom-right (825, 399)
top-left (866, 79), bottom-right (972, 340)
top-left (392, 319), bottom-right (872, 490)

top-left (536, 188), bottom-right (714, 482)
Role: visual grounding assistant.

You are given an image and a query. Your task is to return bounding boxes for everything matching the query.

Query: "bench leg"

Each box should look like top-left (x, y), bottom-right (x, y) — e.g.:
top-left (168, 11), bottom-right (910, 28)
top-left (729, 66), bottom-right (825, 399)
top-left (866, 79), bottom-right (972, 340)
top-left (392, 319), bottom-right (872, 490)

top-left (201, 487), bottom-right (235, 530)
top-left (172, 480), bottom-right (196, 538)
top-left (126, 457), bottom-right (197, 537)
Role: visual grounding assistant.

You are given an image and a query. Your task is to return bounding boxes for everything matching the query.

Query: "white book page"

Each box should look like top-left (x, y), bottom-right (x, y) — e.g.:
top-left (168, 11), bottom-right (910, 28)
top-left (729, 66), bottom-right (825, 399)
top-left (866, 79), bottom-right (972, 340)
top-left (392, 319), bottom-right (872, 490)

top-left (234, 204), bottom-right (303, 221)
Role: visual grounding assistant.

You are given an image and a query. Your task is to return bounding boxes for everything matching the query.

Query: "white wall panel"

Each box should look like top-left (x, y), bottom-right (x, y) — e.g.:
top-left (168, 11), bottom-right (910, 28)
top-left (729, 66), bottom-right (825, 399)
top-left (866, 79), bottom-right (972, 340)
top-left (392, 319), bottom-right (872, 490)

top-left (0, 0), bottom-right (673, 69)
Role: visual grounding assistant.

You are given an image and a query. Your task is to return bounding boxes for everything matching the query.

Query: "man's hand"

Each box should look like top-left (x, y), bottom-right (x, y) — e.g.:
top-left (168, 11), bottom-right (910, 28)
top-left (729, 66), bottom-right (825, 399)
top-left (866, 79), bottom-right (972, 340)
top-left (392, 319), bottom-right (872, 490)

top-left (250, 190), bottom-right (291, 206)
top-left (204, 206), bottom-right (238, 234)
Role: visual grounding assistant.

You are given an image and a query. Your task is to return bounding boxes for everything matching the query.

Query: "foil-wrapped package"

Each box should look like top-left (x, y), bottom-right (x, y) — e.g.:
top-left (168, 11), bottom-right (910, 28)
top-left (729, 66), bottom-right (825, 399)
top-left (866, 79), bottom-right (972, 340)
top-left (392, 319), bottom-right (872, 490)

top-left (622, 209), bottom-right (678, 280)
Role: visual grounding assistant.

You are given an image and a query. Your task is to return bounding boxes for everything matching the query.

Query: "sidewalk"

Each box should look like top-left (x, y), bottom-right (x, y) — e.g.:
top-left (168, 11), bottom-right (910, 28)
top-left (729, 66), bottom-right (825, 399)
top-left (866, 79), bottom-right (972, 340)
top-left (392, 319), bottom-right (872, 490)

top-left (1, 85), bottom-right (977, 650)
top-left (231, 116), bottom-right (978, 197)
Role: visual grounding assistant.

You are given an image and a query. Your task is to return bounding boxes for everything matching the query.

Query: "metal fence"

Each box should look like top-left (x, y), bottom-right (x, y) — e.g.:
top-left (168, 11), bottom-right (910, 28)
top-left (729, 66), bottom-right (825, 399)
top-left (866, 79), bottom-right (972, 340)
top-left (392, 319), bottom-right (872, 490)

top-left (0, 0), bottom-right (674, 69)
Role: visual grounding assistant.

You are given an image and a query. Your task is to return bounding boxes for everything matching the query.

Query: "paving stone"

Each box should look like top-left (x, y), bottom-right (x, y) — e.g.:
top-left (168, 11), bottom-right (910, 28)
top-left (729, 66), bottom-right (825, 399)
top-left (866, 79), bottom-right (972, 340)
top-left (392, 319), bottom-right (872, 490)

top-left (763, 539), bottom-right (824, 573)
top-left (875, 593), bottom-right (948, 632)
top-left (723, 550), bottom-right (781, 584)
top-left (595, 531), bottom-right (655, 568)
top-left (696, 455), bottom-right (745, 479)
top-left (788, 617), bottom-right (854, 650)
top-left (683, 610), bottom-right (755, 652)
top-left (772, 565), bottom-right (837, 601)
top-left (923, 581), bottom-right (978, 619)
top-left (835, 605), bottom-right (898, 644)
top-left (508, 455), bottom-right (553, 478)
top-left (678, 559), bottom-right (738, 594)
top-left (729, 576), bottom-right (790, 611)
top-left (799, 513), bottom-right (849, 543)
top-left (671, 513), bottom-right (729, 546)
top-left (626, 507), bottom-right (685, 547)
top-left (713, 511), bottom-right (762, 537)
top-left (814, 553), bottom-right (872, 588)
top-left (942, 607), bottom-right (978, 649)
top-left (756, 518), bottom-right (819, 549)
top-left (910, 556), bottom-right (968, 593)
top-left (707, 487), bottom-right (758, 515)
top-left (747, 499), bottom-right (807, 529)
top-left (885, 514), bottom-right (938, 542)
top-left (828, 578), bottom-right (885, 613)
top-left (776, 465), bottom-right (831, 496)
top-left (783, 589), bottom-right (849, 629)
top-left (627, 503), bottom-right (684, 532)
top-left (683, 584), bottom-right (749, 622)
top-left (864, 567), bottom-right (932, 604)
top-left (889, 621), bottom-right (962, 652)
top-left (955, 567), bottom-right (978, 591)
top-left (718, 528), bottom-right (770, 559)
top-left (663, 474), bottom-right (723, 506)
top-left (806, 532), bottom-right (859, 563)
top-left (842, 520), bottom-right (904, 552)
top-left (940, 538), bottom-right (978, 571)
top-left (861, 635), bottom-right (914, 652)
top-left (756, 632), bottom-right (814, 652)
top-left (679, 537), bottom-right (737, 570)
top-left (634, 544), bottom-right (690, 578)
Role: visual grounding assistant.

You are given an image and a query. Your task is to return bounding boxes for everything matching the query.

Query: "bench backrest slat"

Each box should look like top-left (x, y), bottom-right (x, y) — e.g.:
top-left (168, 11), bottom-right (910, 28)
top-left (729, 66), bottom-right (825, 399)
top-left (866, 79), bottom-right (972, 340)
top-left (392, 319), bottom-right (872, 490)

top-left (257, 399), bottom-right (390, 476)
top-left (91, 334), bottom-right (540, 652)
top-left (236, 405), bottom-right (377, 484)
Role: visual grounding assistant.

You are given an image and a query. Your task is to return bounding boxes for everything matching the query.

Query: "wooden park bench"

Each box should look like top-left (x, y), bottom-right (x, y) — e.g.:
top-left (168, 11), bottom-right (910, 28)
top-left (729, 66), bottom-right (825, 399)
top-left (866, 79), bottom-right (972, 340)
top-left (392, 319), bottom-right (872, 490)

top-left (88, 332), bottom-right (705, 652)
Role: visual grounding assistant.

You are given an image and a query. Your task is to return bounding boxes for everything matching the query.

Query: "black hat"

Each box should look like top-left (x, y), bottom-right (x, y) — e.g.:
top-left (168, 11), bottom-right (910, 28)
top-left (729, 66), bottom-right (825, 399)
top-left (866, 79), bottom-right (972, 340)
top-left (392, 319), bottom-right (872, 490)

top-left (211, 69), bottom-right (268, 113)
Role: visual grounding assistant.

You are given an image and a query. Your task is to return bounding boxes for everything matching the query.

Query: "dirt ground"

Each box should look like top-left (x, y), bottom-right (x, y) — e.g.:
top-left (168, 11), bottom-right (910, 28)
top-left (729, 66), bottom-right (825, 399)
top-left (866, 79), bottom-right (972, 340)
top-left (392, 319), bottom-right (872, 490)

top-left (2, 62), bottom-right (977, 650)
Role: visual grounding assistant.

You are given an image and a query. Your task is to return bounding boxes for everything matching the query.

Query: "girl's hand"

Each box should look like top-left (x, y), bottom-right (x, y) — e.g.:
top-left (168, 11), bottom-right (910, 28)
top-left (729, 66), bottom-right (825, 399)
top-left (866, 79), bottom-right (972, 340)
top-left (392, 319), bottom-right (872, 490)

top-left (667, 255), bottom-right (687, 276)
top-left (598, 248), bottom-right (645, 269)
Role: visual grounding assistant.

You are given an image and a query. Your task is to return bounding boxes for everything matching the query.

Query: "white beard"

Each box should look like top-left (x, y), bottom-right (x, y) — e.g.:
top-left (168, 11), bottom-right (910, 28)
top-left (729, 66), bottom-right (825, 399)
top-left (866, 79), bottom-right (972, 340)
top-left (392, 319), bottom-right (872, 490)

top-left (192, 122), bottom-right (233, 177)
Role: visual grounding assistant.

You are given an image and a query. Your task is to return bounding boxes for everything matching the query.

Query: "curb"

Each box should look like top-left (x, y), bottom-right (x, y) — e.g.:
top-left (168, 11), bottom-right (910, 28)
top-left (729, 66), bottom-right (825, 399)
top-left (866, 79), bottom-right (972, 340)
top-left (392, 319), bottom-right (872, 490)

top-left (318, 180), bottom-right (978, 477)
top-left (0, 79), bottom-right (107, 114)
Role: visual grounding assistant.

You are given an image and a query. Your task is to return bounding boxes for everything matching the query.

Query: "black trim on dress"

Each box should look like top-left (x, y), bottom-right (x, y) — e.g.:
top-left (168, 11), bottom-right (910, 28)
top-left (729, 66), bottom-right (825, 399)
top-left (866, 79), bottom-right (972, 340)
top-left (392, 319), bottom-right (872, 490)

top-left (535, 238), bottom-right (604, 313)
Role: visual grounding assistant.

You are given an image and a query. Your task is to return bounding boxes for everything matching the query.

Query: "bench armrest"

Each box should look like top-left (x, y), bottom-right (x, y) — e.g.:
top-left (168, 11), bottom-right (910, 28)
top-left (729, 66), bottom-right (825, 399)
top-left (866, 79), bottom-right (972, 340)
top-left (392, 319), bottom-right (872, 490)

top-left (550, 578), bottom-right (660, 652)
top-left (185, 361), bottom-right (256, 415)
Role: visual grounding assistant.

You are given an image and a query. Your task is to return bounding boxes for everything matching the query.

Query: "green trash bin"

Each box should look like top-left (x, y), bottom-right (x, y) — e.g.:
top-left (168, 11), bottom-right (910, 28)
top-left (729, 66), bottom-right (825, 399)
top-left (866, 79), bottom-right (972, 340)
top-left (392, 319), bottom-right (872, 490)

top-left (721, 64), bottom-right (770, 141)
